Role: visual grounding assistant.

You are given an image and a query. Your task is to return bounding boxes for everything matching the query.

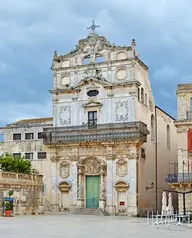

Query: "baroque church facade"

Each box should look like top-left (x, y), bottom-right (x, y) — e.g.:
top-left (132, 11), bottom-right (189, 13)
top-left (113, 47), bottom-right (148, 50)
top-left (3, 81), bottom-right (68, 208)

top-left (0, 23), bottom-right (177, 216)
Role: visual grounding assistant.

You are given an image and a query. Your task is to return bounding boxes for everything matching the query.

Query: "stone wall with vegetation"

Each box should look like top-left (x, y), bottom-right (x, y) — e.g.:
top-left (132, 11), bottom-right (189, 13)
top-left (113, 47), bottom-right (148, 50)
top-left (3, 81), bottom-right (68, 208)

top-left (0, 172), bottom-right (44, 215)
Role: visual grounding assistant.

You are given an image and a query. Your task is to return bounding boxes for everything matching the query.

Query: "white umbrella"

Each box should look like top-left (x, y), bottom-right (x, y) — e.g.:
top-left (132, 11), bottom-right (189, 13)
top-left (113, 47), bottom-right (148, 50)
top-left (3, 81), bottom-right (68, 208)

top-left (161, 191), bottom-right (167, 216)
top-left (167, 192), bottom-right (174, 215)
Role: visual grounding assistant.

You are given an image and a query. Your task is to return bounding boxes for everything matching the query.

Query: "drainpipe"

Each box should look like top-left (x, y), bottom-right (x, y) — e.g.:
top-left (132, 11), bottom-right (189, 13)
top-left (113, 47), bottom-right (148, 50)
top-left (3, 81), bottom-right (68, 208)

top-left (155, 106), bottom-right (158, 213)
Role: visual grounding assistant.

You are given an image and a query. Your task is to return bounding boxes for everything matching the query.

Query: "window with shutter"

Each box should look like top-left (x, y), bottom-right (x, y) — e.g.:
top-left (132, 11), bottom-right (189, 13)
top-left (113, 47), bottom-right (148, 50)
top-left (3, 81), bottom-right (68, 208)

top-left (188, 129), bottom-right (192, 153)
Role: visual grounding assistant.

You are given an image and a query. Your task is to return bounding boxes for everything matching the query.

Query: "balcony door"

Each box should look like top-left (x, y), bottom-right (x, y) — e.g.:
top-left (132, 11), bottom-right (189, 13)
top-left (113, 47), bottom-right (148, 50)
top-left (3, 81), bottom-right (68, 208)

top-left (88, 111), bottom-right (97, 128)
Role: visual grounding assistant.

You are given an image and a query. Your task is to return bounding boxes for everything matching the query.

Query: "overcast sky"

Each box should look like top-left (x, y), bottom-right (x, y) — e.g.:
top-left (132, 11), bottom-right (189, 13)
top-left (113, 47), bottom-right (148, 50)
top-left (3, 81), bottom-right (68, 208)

top-left (0, 0), bottom-right (191, 126)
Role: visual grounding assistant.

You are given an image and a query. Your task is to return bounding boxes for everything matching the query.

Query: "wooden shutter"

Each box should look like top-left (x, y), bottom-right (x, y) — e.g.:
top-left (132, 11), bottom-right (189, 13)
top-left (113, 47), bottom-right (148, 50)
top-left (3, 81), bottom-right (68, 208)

top-left (188, 129), bottom-right (192, 153)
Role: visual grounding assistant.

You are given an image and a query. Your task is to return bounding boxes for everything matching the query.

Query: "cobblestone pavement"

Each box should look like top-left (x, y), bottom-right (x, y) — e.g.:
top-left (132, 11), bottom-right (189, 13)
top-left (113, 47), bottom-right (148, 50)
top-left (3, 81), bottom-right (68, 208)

top-left (0, 212), bottom-right (191, 238)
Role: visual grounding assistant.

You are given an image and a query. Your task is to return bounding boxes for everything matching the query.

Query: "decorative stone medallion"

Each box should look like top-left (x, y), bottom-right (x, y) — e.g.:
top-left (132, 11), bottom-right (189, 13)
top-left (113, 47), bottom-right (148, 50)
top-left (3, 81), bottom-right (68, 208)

top-left (60, 161), bottom-right (70, 178)
top-left (116, 159), bottom-right (128, 177)
top-left (116, 68), bottom-right (127, 80)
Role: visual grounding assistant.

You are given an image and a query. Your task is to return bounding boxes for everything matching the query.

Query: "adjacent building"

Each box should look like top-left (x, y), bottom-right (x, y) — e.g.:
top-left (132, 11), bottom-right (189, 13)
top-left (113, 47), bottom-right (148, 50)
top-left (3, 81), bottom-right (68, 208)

top-left (0, 24), bottom-right (178, 216)
top-left (166, 84), bottom-right (192, 213)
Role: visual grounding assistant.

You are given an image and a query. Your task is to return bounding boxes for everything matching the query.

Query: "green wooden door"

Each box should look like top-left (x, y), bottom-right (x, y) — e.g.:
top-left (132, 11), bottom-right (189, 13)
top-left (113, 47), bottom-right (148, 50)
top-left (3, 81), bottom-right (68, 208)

top-left (86, 176), bottom-right (100, 209)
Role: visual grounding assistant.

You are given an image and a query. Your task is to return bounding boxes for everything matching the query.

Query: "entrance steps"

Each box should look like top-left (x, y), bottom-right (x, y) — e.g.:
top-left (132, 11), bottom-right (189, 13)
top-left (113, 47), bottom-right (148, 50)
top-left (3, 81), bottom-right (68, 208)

top-left (71, 208), bottom-right (110, 216)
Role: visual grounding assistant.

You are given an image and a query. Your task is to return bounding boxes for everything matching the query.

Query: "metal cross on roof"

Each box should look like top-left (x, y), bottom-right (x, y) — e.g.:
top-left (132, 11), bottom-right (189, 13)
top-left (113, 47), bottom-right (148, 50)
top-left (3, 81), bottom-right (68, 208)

top-left (87, 20), bottom-right (100, 33)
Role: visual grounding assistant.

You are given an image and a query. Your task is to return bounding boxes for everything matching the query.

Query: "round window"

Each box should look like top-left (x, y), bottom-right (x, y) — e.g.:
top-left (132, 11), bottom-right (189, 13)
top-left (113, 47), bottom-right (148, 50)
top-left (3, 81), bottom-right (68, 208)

top-left (87, 90), bottom-right (99, 97)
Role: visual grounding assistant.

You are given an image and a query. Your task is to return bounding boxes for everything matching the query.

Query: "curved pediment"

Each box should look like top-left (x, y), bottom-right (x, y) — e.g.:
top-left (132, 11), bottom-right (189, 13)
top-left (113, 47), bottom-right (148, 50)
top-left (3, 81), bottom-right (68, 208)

top-left (58, 181), bottom-right (71, 192)
top-left (114, 180), bottom-right (129, 192)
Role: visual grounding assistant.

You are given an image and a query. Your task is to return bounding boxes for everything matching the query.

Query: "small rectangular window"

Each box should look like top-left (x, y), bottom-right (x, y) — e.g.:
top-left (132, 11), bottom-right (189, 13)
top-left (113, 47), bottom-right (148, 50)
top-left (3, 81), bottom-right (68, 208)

top-left (38, 132), bottom-right (43, 139)
top-left (13, 133), bottom-right (21, 140)
top-left (13, 153), bottom-right (21, 158)
top-left (37, 152), bottom-right (46, 159)
top-left (25, 133), bottom-right (34, 140)
top-left (25, 153), bottom-right (33, 160)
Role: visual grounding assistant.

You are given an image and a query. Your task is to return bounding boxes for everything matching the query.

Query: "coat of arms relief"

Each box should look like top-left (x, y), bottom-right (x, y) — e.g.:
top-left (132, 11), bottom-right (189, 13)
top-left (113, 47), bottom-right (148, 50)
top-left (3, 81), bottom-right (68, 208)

top-left (60, 161), bottom-right (70, 178)
top-left (116, 159), bottom-right (128, 177)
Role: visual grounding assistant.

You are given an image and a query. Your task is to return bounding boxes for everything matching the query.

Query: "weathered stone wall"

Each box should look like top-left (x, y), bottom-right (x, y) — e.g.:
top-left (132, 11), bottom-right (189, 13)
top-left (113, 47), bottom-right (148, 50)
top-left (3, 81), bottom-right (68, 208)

top-left (0, 172), bottom-right (44, 215)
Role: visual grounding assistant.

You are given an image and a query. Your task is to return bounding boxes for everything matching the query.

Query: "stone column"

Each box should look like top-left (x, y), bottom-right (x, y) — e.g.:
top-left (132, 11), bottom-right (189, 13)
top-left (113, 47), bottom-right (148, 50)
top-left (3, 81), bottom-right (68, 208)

top-left (99, 165), bottom-right (106, 211)
top-left (77, 164), bottom-right (84, 208)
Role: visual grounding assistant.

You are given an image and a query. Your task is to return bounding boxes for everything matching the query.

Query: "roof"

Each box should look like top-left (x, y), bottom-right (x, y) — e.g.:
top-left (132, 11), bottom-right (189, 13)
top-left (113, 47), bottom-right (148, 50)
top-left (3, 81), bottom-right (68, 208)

top-left (7, 117), bottom-right (53, 126)
top-left (155, 106), bottom-right (175, 121)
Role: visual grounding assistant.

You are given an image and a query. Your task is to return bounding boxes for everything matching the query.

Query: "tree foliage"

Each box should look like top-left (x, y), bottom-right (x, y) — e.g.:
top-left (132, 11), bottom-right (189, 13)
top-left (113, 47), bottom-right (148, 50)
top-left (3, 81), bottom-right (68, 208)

top-left (0, 154), bottom-right (32, 174)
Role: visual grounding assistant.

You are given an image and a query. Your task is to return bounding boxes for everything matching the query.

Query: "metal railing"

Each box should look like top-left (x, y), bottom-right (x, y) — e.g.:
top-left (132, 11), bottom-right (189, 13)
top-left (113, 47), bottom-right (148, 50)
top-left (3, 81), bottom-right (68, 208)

top-left (165, 173), bottom-right (192, 183)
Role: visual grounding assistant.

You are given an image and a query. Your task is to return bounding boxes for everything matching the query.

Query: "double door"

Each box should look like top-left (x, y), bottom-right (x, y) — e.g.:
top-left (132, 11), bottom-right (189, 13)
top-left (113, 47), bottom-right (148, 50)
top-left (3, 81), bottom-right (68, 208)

top-left (86, 176), bottom-right (100, 208)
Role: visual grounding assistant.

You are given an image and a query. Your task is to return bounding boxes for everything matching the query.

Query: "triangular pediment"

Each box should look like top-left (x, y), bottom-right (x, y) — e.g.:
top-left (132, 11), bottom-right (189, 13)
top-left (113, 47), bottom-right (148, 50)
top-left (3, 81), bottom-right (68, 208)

top-left (82, 100), bottom-right (103, 109)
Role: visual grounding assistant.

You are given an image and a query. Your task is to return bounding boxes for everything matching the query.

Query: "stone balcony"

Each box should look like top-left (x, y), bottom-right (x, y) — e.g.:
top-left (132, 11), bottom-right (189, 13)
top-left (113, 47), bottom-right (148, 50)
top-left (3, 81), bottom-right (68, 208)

top-left (42, 121), bottom-right (149, 145)
top-left (165, 173), bottom-right (192, 187)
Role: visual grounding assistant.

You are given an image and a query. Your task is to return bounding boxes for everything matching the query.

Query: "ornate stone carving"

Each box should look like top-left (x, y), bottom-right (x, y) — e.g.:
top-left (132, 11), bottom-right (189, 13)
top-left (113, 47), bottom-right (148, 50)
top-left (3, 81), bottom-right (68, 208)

top-left (115, 101), bottom-right (129, 122)
top-left (83, 64), bottom-right (106, 81)
top-left (114, 181), bottom-right (129, 192)
top-left (83, 158), bottom-right (101, 175)
top-left (58, 181), bottom-right (71, 192)
top-left (60, 105), bottom-right (71, 125)
top-left (60, 161), bottom-right (70, 178)
top-left (116, 159), bottom-right (128, 177)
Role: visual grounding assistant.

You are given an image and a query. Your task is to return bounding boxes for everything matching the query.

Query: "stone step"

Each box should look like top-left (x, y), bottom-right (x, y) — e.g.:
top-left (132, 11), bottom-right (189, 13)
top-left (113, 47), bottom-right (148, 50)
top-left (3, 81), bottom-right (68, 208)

top-left (71, 208), bottom-right (109, 216)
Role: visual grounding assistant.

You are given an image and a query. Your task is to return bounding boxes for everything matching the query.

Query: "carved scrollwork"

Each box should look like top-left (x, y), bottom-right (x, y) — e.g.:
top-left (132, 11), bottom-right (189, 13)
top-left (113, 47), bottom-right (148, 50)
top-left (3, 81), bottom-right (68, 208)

top-left (60, 161), bottom-right (70, 178)
top-left (115, 101), bottom-right (129, 122)
top-left (83, 157), bottom-right (101, 175)
top-left (60, 105), bottom-right (71, 125)
top-left (116, 159), bottom-right (128, 177)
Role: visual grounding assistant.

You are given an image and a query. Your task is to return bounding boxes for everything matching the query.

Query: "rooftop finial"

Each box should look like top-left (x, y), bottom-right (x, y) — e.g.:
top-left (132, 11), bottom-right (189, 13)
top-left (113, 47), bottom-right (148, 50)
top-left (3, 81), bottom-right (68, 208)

top-left (87, 20), bottom-right (100, 34)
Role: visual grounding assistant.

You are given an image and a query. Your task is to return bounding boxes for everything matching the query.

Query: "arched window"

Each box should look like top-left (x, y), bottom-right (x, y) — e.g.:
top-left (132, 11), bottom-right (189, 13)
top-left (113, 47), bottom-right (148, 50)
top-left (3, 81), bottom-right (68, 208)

top-left (190, 97), bottom-right (192, 111)
top-left (145, 93), bottom-right (147, 106)
top-left (138, 88), bottom-right (140, 101)
top-left (151, 114), bottom-right (155, 141)
top-left (167, 124), bottom-right (170, 149)
top-left (141, 88), bottom-right (144, 103)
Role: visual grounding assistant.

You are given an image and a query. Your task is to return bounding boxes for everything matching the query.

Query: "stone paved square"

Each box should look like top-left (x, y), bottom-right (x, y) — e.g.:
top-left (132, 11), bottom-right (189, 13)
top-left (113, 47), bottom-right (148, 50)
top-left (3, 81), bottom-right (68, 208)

top-left (0, 213), bottom-right (191, 238)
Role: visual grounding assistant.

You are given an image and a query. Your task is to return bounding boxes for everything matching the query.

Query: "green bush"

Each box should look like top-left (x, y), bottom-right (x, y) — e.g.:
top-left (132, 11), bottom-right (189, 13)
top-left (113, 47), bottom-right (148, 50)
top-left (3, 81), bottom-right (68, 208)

top-left (0, 154), bottom-right (32, 174)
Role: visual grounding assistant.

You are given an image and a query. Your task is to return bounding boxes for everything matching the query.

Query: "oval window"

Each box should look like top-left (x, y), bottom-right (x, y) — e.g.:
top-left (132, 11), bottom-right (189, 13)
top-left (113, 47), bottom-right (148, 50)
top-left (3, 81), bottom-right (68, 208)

top-left (87, 90), bottom-right (99, 97)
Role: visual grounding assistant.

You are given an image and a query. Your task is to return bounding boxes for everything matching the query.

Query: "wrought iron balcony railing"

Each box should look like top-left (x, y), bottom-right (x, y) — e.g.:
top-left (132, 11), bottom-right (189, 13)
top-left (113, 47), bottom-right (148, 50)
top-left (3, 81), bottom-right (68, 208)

top-left (42, 121), bottom-right (149, 145)
top-left (165, 173), bottom-right (192, 183)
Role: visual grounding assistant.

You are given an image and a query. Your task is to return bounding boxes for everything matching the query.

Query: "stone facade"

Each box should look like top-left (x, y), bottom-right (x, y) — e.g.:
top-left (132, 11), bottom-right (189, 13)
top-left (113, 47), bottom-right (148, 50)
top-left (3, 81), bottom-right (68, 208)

top-left (0, 118), bottom-right (52, 211)
top-left (0, 25), bottom-right (178, 216)
top-left (166, 84), bottom-right (192, 213)
top-left (0, 171), bottom-right (44, 215)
